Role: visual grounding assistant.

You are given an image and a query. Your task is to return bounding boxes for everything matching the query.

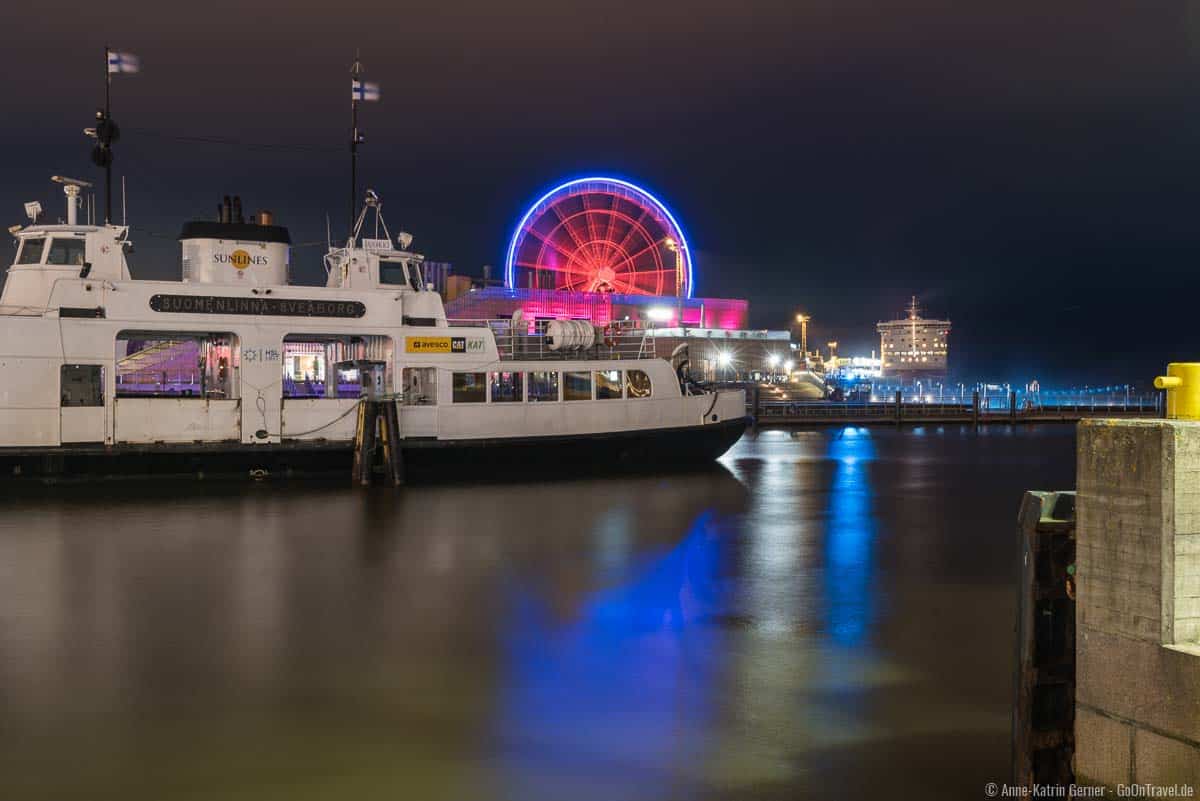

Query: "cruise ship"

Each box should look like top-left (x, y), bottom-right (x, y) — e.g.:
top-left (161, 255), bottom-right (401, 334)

top-left (0, 183), bottom-right (747, 482)
top-left (877, 296), bottom-right (951, 379)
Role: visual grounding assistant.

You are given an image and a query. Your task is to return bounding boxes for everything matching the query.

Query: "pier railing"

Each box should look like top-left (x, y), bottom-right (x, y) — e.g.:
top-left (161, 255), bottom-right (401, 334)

top-left (747, 394), bottom-right (1161, 425)
top-left (447, 318), bottom-right (652, 361)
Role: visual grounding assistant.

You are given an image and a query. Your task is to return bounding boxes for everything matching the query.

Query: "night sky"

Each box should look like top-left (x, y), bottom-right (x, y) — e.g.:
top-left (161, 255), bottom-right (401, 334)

top-left (4, 1), bottom-right (1199, 383)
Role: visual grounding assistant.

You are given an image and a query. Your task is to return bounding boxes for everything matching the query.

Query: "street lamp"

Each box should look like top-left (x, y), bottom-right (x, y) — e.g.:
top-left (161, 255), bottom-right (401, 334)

top-left (795, 313), bottom-right (810, 361)
top-left (665, 237), bottom-right (682, 328)
top-left (766, 352), bottom-right (781, 381)
top-left (717, 349), bottom-right (733, 381)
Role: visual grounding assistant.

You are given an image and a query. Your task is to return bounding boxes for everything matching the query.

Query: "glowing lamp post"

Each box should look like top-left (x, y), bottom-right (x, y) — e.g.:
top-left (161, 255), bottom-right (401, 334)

top-left (766, 352), bottom-right (781, 381)
top-left (665, 236), bottom-right (682, 327)
top-left (717, 349), bottom-right (733, 381)
top-left (795, 314), bottom-right (811, 362)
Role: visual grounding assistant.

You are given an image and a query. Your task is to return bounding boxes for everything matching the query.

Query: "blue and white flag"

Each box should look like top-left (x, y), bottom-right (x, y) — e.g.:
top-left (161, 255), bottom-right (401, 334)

top-left (351, 79), bottom-right (380, 102)
top-left (107, 50), bottom-right (140, 74)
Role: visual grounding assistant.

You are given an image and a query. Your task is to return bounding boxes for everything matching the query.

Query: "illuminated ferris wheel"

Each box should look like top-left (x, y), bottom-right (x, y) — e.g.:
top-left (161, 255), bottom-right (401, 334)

top-left (504, 177), bottom-right (693, 297)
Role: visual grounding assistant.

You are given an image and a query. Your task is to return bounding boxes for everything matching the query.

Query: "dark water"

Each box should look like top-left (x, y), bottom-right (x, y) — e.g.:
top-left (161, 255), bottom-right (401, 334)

top-left (0, 425), bottom-right (1077, 800)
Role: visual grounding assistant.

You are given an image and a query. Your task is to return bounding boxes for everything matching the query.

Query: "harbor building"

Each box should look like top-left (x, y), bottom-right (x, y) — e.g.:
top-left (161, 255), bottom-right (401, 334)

top-left (877, 297), bottom-right (951, 379)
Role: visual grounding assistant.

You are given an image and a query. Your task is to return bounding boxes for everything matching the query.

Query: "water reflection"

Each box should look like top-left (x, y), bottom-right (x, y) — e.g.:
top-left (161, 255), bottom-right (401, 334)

top-left (0, 427), bottom-right (1080, 800)
top-left (495, 512), bottom-right (727, 800)
top-left (825, 428), bottom-right (877, 646)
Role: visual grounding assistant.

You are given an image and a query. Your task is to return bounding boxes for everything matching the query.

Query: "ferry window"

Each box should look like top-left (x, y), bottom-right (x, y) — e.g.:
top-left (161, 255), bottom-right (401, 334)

top-left (452, 372), bottom-right (487, 403)
top-left (626, 369), bottom-right (652, 398)
top-left (282, 335), bottom-right (393, 399)
top-left (17, 238), bottom-right (46, 264)
top-left (595, 370), bottom-right (622, 400)
top-left (402, 367), bottom-right (437, 406)
top-left (490, 371), bottom-right (523, 402)
top-left (528, 371), bottom-right (559, 402)
top-left (115, 332), bottom-right (237, 399)
top-left (379, 260), bottom-right (408, 286)
top-left (564, 371), bottom-right (592, 401)
top-left (60, 364), bottom-right (104, 407)
top-left (407, 261), bottom-right (424, 291)
top-left (283, 340), bottom-right (327, 398)
top-left (46, 238), bottom-right (86, 266)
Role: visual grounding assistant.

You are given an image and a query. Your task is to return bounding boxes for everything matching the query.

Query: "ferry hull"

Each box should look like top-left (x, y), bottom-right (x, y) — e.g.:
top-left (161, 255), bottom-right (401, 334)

top-left (0, 417), bottom-right (748, 484)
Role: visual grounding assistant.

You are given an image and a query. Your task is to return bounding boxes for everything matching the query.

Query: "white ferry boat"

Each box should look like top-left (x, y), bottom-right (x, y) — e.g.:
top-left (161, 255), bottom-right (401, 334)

top-left (0, 184), bottom-right (747, 482)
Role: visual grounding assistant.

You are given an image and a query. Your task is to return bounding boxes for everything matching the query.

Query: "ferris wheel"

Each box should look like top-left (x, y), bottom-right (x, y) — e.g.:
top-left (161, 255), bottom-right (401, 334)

top-left (504, 177), bottom-right (693, 297)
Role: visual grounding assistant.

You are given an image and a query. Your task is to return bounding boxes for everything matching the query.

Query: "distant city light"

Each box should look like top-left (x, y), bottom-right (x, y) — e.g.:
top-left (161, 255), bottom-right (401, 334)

top-left (646, 306), bottom-right (673, 322)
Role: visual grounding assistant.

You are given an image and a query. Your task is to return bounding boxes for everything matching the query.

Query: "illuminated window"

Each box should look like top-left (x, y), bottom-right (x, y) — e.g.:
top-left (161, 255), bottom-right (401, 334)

top-left (626, 369), bottom-right (652, 398)
top-left (282, 334), bottom-right (394, 399)
top-left (528, 371), bottom-right (559, 402)
top-left (452, 372), bottom-right (486, 403)
top-left (564, 371), bottom-right (591, 401)
top-left (490, 371), bottom-right (523, 402)
top-left (115, 331), bottom-right (237, 399)
top-left (595, 370), bottom-right (622, 400)
top-left (402, 367), bottom-right (436, 406)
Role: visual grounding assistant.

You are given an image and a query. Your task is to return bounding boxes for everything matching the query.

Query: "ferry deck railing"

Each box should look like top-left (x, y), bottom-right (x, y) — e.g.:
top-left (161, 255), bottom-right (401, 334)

top-left (447, 318), bottom-right (657, 362)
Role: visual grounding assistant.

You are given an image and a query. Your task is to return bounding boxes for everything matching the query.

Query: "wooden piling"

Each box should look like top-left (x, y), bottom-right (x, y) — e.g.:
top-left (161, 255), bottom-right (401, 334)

top-left (353, 400), bottom-right (404, 487)
top-left (1012, 491), bottom-right (1076, 789)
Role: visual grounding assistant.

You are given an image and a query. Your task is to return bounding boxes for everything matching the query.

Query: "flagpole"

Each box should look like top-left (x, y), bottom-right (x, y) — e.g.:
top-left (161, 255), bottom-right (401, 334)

top-left (104, 44), bottom-right (112, 225)
top-left (349, 53), bottom-right (361, 242)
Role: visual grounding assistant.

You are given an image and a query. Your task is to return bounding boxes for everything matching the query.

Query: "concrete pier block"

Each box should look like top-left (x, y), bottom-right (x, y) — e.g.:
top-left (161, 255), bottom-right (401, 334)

top-left (1075, 419), bottom-right (1200, 786)
top-left (1074, 707), bottom-right (1131, 788)
top-left (1135, 729), bottom-right (1200, 786)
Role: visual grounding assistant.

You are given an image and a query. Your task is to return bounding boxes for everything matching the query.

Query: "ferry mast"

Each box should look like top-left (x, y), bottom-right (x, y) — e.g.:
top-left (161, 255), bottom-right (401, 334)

top-left (349, 54), bottom-right (361, 240)
top-left (347, 54), bottom-right (379, 241)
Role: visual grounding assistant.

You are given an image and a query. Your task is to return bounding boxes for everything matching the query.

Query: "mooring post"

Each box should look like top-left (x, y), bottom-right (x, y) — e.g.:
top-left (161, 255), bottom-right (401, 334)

top-left (1012, 490), bottom-right (1076, 789)
top-left (972, 390), bottom-right (981, 429)
top-left (353, 401), bottom-right (379, 486)
top-left (894, 389), bottom-right (902, 425)
top-left (380, 400), bottom-right (404, 486)
top-left (1010, 390), bottom-right (1017, 423)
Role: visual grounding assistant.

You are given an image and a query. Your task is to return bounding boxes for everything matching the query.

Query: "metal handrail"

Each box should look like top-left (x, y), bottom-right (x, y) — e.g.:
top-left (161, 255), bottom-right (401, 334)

top-left (446, 318), bottom-right (653, 362)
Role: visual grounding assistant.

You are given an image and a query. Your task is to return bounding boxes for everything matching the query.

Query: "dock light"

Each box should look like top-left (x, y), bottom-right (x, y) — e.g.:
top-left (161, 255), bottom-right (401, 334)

top-left (783, 359), bottom-right (795, 373)
top-left (717, 350), bottom-right (733, 368)
top-left (646, 306), bottom-right (673, 322)
top-left (767, 353), bottom-right (781, 369)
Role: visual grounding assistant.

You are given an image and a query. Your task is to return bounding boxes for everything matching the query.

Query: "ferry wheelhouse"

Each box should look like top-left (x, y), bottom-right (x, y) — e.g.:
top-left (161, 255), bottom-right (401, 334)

top-left (0, 184), bottom-right (747, 481)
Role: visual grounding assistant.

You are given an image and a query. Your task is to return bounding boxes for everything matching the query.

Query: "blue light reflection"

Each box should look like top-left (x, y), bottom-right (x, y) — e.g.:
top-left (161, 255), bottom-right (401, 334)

top-left (493, 512), bottom-right (727, 798)
top-left (825, 428), bottom-right (878, 646)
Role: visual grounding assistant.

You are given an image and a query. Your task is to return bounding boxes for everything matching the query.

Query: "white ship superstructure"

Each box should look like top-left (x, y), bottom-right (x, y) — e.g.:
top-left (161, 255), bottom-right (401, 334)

top-left (0, 183), bottom-right (746, 481)
top-left (877, 296), bottom-right (951, 379)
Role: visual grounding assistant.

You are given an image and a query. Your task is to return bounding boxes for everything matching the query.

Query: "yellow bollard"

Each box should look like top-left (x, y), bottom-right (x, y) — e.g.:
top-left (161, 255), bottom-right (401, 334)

top-left (1154, 363), bottom-right (1200, 420)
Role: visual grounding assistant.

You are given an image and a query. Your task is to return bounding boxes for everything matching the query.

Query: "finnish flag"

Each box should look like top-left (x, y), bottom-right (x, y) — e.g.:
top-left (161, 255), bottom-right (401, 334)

top-left (351, 79), bottom-right (380, 102)
top-left (107, 50), bottom-right (140, 74)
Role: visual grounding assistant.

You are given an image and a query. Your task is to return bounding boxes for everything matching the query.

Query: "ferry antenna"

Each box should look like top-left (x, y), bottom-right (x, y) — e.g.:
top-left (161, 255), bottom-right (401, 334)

top-left (349, 51), bottom-right (362, 242)
top-left (103, 44), bottom-right (112, 224)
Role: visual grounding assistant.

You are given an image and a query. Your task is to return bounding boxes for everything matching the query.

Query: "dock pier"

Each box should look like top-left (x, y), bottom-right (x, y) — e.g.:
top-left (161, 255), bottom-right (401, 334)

top-left (747, 394), bottom-right (1160, 427)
